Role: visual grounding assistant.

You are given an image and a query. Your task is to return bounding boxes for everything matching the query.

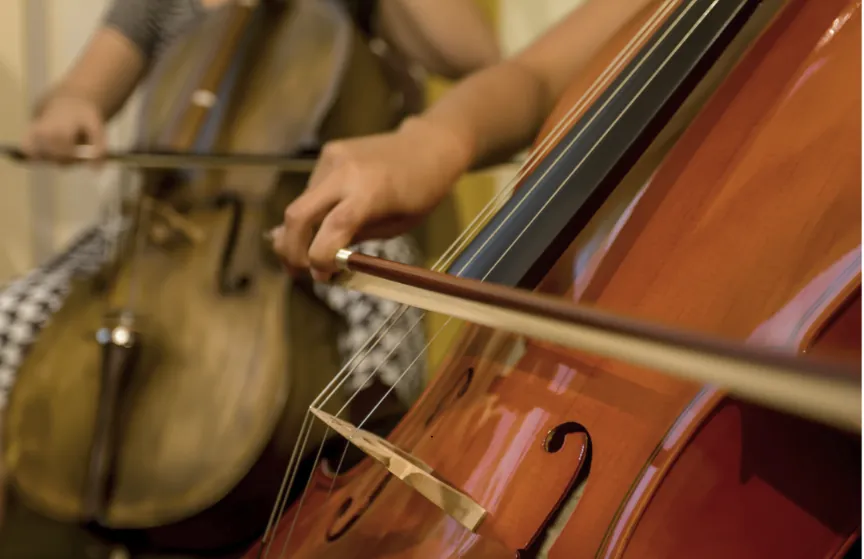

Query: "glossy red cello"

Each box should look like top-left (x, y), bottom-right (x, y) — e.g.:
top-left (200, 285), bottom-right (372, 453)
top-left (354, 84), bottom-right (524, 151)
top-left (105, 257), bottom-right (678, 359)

top-left (245, 0), bottom-right (861, 556)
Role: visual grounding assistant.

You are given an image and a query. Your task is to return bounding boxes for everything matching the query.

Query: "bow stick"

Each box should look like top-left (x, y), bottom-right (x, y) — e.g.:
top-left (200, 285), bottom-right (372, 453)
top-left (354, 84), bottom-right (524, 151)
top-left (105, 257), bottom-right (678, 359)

top-left (0, 144), bottom-right (318, 172)
top-left (332, 249), bottom-right (861, 433)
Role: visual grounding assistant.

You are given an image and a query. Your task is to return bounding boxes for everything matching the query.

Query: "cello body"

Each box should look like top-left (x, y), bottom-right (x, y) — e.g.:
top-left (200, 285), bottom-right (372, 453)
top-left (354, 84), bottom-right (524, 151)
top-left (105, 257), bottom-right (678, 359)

top-left (248, 0), bottom-right (861, 557)
top-left (3, 0), bottom-right (415, 552)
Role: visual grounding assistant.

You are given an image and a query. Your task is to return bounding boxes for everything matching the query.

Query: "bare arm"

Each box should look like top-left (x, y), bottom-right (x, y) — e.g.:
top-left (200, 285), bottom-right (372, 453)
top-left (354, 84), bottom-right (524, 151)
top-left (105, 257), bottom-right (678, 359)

top-left (35, 26), bottom-right (146, 120)
top-left (378, 0), bottom-right (500, 79)
top-left (25, 0), bottom-right (166, 159)
top-left (412, 0), bottom-right (656, 169)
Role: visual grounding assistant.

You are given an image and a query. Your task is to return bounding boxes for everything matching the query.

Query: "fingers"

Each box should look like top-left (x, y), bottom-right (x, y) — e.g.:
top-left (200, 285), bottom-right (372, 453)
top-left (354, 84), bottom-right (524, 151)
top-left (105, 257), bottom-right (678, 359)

top-left (22, 99), bottom-right (106, 165)
top-left (273, 139), bottom-right (414, 281)
top-left (307, 197), bottom-right (375, 281)
top-left (271, 244), bottom-right (308, 278)
top-left (275, 184), bottom-right (341, 273)
top-left (41, 122), bottom-right (81, 164)
top-left (20, 129), bottom-right (37, 159)
top-left (79, 113), bottom-right (107, 169)
top-left (81, 111), bottom-right (107, 156)
top-left (21, 123), bottom-right (53, 160)
top-left (24, 122), bottom-right (83, 163)
top-left (273, 203), bottom-right (411, 283)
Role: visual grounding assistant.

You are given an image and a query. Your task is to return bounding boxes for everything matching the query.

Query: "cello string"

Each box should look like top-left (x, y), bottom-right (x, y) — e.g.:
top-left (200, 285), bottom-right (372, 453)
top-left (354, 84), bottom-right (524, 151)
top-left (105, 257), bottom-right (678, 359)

top-left (387, 0), bottom-right (678, 282)
top-left (316, 316), bottom-right (449, 509)
top-left (260, 310), bottom-right (420, 549)
top-left (118, 168), bottom-right (153, 319)
top-left (272, 321), bottom-right (445, 559)
top-left (100, 169), bottom-right (123, 274)
top-left (265, 0), bottom-right (683, 554)
top-left (259, 306), bottom-right (418, 537)
top-left (451, 0), bottom-right (700, 276)
top-left (478, 0), bottom-right (722, 278)
top-left (261, 184), bottom-right (508, 552)
top-left (278, 316), bottom-right (449, 559)
top-left (272, 331), bottom-right (436, 558)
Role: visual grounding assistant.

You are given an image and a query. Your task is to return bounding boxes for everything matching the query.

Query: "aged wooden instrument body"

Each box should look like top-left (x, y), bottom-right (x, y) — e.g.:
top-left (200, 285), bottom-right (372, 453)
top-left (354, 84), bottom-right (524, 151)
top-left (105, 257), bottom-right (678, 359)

top-left (246, 0), bottom-right (861, 557)
top-left (3, 0), bottom-right (410, 552)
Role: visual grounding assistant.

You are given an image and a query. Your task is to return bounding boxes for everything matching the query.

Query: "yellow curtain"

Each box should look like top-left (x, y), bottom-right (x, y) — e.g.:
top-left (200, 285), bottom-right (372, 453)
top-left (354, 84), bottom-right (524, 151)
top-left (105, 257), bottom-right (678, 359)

top-left (420, 0), bottom-right (500, 377)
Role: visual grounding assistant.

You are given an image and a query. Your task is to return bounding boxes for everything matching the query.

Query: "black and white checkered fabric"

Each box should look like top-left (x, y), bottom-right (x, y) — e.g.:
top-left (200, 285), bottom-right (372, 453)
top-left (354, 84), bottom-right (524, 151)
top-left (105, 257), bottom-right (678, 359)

top-left (0, 227), bottom-right (427, 411)
top-left (314, 236), bottom-right (427, 405)
top-left (0, 228), bottom-right (109, 410)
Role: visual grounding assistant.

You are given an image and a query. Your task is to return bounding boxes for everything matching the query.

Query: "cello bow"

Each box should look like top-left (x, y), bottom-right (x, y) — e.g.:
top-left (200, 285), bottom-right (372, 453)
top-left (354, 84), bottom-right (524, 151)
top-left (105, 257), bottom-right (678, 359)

top-left (331, 249), bottom-right (861, 433)
top-left (0, 143), bottom-right (318, 172)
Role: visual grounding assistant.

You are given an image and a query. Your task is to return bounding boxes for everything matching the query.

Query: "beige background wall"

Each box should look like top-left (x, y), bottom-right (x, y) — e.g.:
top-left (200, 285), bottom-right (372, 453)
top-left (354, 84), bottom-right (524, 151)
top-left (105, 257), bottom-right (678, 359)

top-left (499, 0), bottom-right (584, 55)
top-left (47, 0), bottom-right (140, 252)
top-left (0, 0), bottom-right (138, 284)
top-left (0, 1), bottom-right (31, 281)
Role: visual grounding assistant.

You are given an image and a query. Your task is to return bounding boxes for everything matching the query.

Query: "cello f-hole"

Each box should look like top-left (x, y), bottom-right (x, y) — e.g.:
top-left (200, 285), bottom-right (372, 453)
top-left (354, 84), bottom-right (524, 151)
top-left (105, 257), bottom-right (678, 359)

top-left (424, 367), bottom-right (474, 427)
top-left (456, 367), bottom-right (474, 398)
top-left (325, 476), bottom-right (390, 542)
top-left (214, 192), bottom-right (253, 294)
top-left (521, 424), bottom-right (592, 558)
top-left (543, 422), bottom-right (588, 453)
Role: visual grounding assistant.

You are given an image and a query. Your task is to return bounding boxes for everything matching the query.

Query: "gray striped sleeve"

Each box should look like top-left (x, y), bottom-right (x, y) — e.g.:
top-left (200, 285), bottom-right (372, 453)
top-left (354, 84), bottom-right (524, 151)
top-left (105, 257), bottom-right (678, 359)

top-left (102, 0), bottom-right (164, 61)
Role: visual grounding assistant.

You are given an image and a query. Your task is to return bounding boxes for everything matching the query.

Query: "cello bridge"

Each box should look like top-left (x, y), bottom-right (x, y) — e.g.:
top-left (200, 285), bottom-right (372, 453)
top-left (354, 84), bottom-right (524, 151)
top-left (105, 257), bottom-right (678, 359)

top-left (310, 408), bottom-right (487, 533)
top-left (141, 196), bottom-right (205, 246)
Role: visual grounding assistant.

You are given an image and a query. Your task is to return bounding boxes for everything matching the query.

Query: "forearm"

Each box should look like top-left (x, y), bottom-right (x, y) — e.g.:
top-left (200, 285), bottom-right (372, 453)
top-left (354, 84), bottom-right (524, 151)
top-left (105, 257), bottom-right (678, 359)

top-left (37, 27), bottom-right (146, 121)
top-left (379, 0), bottom-right (500, 79)
top-left (405, 59), bottom-right (552, 171)
top-left (400, 0), bottom-right (657, 173)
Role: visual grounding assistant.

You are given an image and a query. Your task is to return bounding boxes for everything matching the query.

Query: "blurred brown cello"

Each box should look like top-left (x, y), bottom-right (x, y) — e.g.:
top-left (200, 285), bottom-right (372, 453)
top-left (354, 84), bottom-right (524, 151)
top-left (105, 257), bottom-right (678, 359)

top-left (244, 0), bottom-right (862, 557)
top-left (2, 0), bottom-right (417, 553)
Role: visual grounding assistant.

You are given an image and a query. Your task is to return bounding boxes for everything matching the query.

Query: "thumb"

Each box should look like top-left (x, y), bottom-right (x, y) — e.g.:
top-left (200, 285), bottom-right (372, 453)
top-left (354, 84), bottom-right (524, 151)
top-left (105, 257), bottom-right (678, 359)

top-left (80, 112), bottom-right (107, 167)
top-left (20, 129), bottom-right (37, 158)
top-left (307, 198), bottom-right (372, 282)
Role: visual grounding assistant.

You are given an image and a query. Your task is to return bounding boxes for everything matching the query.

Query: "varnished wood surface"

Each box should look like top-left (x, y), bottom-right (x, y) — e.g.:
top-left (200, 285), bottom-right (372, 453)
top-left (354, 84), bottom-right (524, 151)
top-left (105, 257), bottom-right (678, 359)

top-left (138, 2), bottom-right (255, 153)
top-left (549, 0), bottom-right (861, 555)
top-left (245, 0), bottom-right (861, 557)
top-left (155, 2), bottom-right (259, 152)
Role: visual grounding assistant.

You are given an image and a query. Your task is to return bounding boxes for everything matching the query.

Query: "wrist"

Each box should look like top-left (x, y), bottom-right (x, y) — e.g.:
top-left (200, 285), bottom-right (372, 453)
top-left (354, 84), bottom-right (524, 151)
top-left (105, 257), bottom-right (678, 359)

top-left (398, 115), bottom-right (476, 176)
top-left (33, 85), bottom-right (95, 117)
